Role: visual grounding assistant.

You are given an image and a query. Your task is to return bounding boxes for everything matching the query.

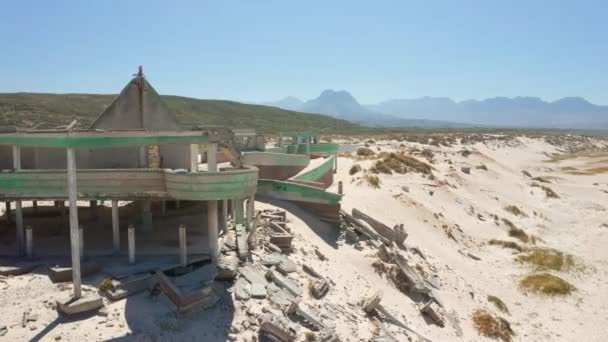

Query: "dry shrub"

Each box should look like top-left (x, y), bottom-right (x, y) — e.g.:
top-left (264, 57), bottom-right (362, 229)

top-left (515, 248), bottom-right (577, 272)
top-left (98, 278), bottom-right (115, 292)
top-left (476, 164), bottom-right (488, 171)
top-left (349, 164), bottom-right (362, 175)
top-left (472, 309), bottom-right (514, 342)
top-left (521, 170), bottom-right (532, 178)
top-left (421, 149), bottom-right (435, 159)
top-left (531, 182), bottom-right (560, 198)
top-left (488, 239), bottom-right (524, 252)
top-left (519, 273), bottom-right (575, 296)
top-left (460, 149), bottom-right (472, 157)
top-left (532, 176), bottom-right (551, 183)
top-left (503, 205), bottom-right (528, 217)
top-left (356, 147), bottom-right (375, 157)
top-left (372, 152), bottom-right (432, 175)
top-left (304, 332), bottom-right (317, 341)
top-left (487, 295), bottom-right (510, 314)
top-left (364, 174), bottom-right (381, 189)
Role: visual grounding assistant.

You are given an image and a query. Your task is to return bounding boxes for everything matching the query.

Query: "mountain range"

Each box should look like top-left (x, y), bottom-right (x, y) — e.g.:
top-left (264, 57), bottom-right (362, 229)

top-left (264, 91), bottom-right (608, 129)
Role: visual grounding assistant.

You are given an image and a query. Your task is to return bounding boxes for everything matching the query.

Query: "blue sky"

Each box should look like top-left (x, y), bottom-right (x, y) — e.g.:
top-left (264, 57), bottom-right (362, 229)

top-left (1, 0), bottom-right (606, 104)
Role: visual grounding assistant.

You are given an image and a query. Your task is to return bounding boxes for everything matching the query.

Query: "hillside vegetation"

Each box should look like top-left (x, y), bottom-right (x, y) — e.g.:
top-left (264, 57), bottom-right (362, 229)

top-left (0, 93), bottom-right (363, 134)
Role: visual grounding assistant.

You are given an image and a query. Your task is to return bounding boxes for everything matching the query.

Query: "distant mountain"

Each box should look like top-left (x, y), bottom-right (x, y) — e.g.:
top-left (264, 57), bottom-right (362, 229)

top-left (265, 90), bottom-right (474, 128)
top-left (262, 96), bottom-right (303, 112)
top-left (368, 96), bottom-right (608, 129)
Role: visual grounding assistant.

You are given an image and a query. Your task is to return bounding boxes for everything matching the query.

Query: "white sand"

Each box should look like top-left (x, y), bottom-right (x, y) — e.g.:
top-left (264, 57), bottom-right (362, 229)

top-left (1, 134), bottom-right (607, 341)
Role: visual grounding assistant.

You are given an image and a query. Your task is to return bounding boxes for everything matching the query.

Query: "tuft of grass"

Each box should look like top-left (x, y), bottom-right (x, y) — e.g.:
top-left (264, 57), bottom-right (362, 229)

top-left (515, 248), bottom-right (577, 272)
top-left (472, 309), bottom-right (514, 342)
top-left (304, 332), bottom-right (317, 341)
top-left (98, 278), bottom-right (115, 292)
top-left (519, 273), bottom-right (575, 296)
top-left (521, 170), bottom-right (532, 178)
top-left (530, 182), bottom-right (560, 199)
top-left (476, 164), bottom-right (488, 171)
top-left (503, 205), bottom-right (528, 217)
top-left (349, 164), bottom-right (362, 175)
top-left (357, 147), bottom-right (375, 156)
top-left (487, 295), bottom-right (510, 314)
top-left (371, 160), bottom-right (392, 174)
top-left (364, 174), bottom-right (381, 189)
top-left (532, 176), bottom-right (551, 183)
top-left (502, 218), bottom-right (530, 243)
top-left (488, 239), bottom-right (524, 252)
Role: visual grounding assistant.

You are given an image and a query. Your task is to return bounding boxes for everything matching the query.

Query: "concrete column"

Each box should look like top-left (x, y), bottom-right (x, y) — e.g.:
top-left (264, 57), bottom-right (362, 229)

top-left (128, 224), bottom-right (135, 264)
top-left (338, 181), bottom-right (343, 195)
top-left (208, 200), bottom-right (219, 259)
top-left (190, 144), bottom-right (199, 172)
top-left (235, 198), bottom-right (245, 225)
top-left (13, 145), bottom-right (24, 255)
top-left (79, 226), bottom-right (84, 259)
top-left (66, 147), bottom-right (82, 299)
top-left (207, 143), bottom-right (217, 172)
top-left (222, 199), bottom-right (228, 232)
top-left (33, 201), bottom-right (38, 214)
top-left (277, 133), bottom-right (282, 147)
top-left (138, 146), bottom-right (147, 168)
top-left (25, 226), bottom-right (32, 259)
top-left (230, 199), bottom-right (236, 221)
top-left (4, 202), bottom-right (11, 223)
top-left (334, 153), bottom-right (338, 171)
top-left (307, 137), bottom-right (311, 156)
top-left (179, 224), bottom-right (187, 266)
top-left (89, 200), bottom-right (97, 220)
top-left (141, 200), bottom-right (152, 232)
top-left (246, 196), bottom-right (254, 230)
top-left (112, 200), bottom-right (120, 254)
top-left (15, 201), bottom-right (23, 255)
top-left (161, 200), bottom-right (167, 216)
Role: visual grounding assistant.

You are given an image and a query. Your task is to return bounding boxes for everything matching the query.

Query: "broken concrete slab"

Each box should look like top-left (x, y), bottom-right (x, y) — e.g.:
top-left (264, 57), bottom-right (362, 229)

top-left (420, 300), bottom-right (445, 327)
top-left (266, 269), bottom-right (302, 297)
top-left (312, 279), bottom-right (329, 299)
top-left (155, 271), bottom-right (214, 310)
top-left (277, 257), bottom-right (297, 275)
top-left (260, 253), bottom-right (283, 266)
top-left (362, 291), bottom-right (383, 314)
top-left (57, 294), bottom-right (104, 316)
top-left (48, 262), bottom-right (102, 283)
top-left (302, 264), bottom-right (323, 279)
top-left (260, 313), bottom-right (296, 342)
top-left (340, 210), bottom-right (391, 245)
top-left (239, 264), bottom-right (268, 286)
top-left (269, 288), bottom-right (296, 308)
top-left (0, 262), bottom-right (40, 276)
top-left (234, 278), bottom-right (251, 301)
top-left (216, 254), bottom-right (238, 281)
top-left (105, 273), bottom-right (156, 301)
top-left (269, 233), bottom-right (294, 252)
top-left (251, 282), bottom-right (267, 299)
top-left (352, 208), bottom-right (407, 245)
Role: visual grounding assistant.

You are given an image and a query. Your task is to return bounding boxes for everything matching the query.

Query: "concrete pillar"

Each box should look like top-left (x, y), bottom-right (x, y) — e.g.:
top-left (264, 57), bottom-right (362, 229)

top-left (138, 145), bottom-right (147, 168)
top-left (222, 199), bottom-right (228, 232)
top-left (179, 224), bottom-right (187, 266)
top-left (89, 200), bottom-right (97, 220)
top-left (141, 200), bottom-right (152, 232)
top-left (334, 153), bottom-right (338, 171)
top-left (190, 144), bottom-right (199, 172)
top-left (235, 198), bottom-right (245, 225)
top-left (128, 224), bottom-right (135, 264)
top-left (208, 200), bottom-right (219, 259)
top-left (4, 202), bottom-right (11, 223)
top-left (15, 201), bottom-right (23, 255)
top-left (112, 200), bottom-right (120, 254)
top-left (207, 143), bottom-right (217, 172)
top-left (307, 137), bottom-right (311, 156)
top-left (161, 200), bottom-right (167, 216)
top-left (79, 226), bottom-right (84, 259)
top-left (66, 147), bottom-right (82, 299)
top-left (175, 200), bottom-right (181, 209)
top-left (246, 196), bottom-right (254, 230)
top-left (25, 226), bottom-right (32, 259)
top-left (338, 181), bottom-right (343, 195)
top-left (13, 145), bottom-right (24, 255)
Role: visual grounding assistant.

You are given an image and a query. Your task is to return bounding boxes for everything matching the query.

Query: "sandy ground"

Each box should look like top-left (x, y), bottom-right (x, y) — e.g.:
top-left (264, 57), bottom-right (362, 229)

top-left (1, 134), bottom-right (607, 341)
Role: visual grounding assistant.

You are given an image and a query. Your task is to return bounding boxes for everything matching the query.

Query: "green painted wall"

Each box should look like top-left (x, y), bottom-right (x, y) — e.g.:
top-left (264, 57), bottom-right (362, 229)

top-left (292, 156), bottom-right (335, 183)
top-left (257, 179), bottom-right (342, 205)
